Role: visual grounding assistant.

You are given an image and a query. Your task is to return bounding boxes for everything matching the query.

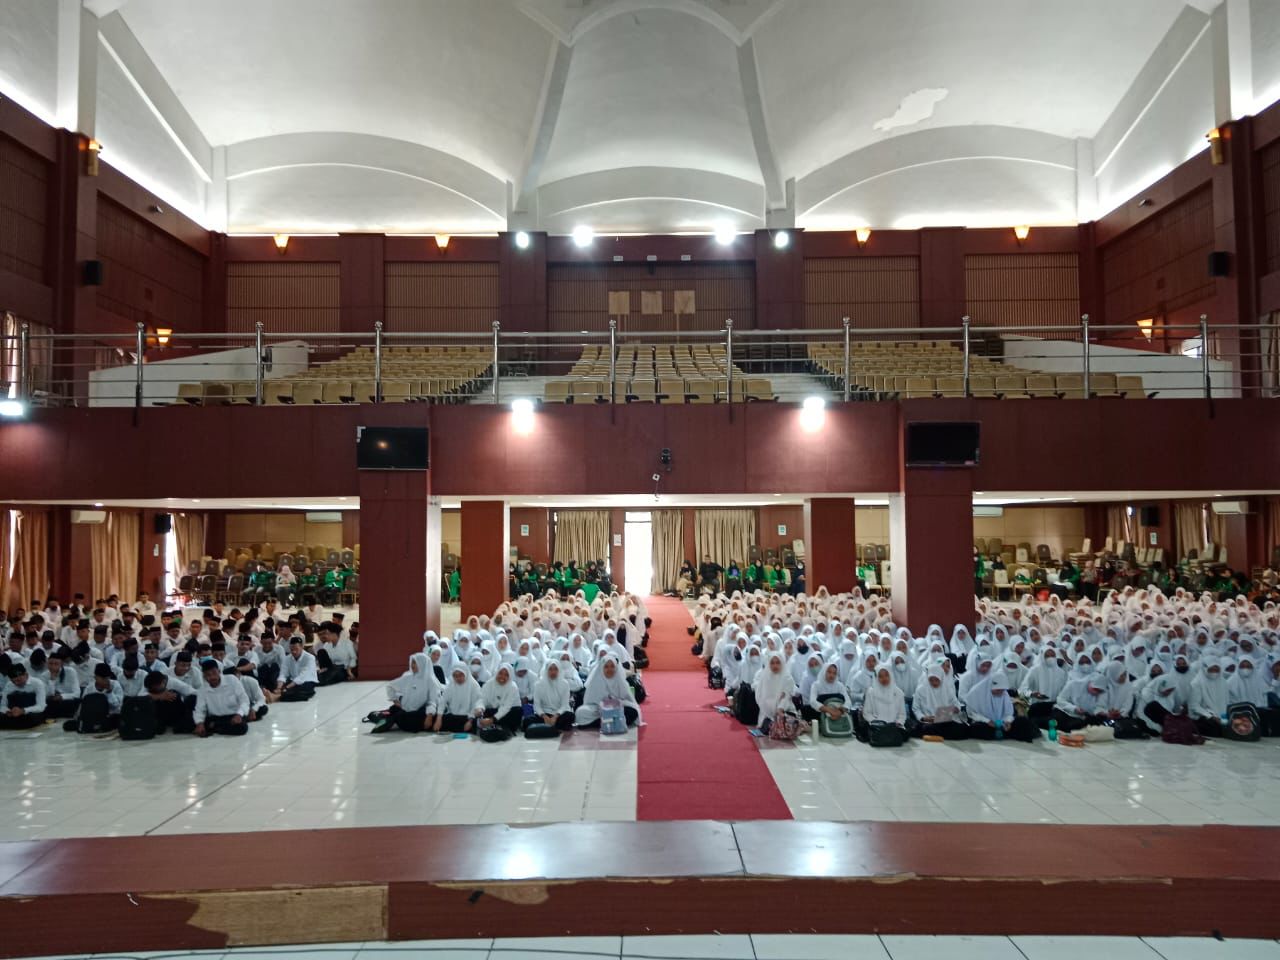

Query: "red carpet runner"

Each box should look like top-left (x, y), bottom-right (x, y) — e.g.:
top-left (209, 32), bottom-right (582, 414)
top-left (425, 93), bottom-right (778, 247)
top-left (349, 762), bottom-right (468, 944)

top-left (636, 596), bottom-right (792, 821)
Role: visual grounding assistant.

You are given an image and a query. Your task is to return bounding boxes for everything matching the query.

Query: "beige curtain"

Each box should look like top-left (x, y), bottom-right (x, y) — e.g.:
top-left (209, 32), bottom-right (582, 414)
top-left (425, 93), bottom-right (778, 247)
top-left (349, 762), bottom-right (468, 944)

top-left (650, 510), bottom-right (684, 593)
top-left (694, 508), bottom-right (755, 567)
top-left (1207, 507), bottom-right (1226, 552)
top-left (1172, 503), bottom-right (1207, 559)
top-left (9, 509), bottom-right (49, 610)
top-left (174, 512), bottom-right (206, 575)
top-left (0, 509), bottom-right (12, 612)
top-left (1105, 506), bottom-right (1131, 547)
top-left (91, 510), bottom-right (140, 601)
top-left (553, 510), bottom-right (610, 566)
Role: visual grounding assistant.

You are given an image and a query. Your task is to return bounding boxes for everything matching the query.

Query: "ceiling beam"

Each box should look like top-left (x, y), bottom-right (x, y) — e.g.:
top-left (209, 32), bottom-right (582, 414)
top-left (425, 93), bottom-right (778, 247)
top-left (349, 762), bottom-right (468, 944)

top-left (738, 38), bottom-right (784, 212)
top-left (513, 38), bottom-right (573, 219)
top-left (82, 0), bottom-right (130, 17)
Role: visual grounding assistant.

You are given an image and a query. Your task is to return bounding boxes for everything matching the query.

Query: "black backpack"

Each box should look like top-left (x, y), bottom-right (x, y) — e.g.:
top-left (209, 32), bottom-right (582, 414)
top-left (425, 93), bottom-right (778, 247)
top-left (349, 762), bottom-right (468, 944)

top-left (627, 674), bottom-right (647, 703)
top-left (707, 664), bottom-right (724, 689)
top-left (119, 696), bottom-right (157, 741)
top-left (732, 682), bottom-right (758, 726)
top-left (75, 691), bottom-right (112, 733)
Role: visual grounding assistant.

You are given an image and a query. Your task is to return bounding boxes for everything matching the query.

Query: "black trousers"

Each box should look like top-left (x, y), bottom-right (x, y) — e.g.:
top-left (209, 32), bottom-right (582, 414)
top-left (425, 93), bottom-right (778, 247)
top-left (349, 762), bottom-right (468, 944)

top-left (316, 648), bottom-right (348, 686)
top-left (199, 714), bottom-right (248, 736)
top-left (523, 711), bottom-right (574, 732)
top-left (386, 705), bottom-right (429, 733)
top-left (578, 706), bottom-right (639, 729)
top-left (44, 696), bottom-right (79, 719)
top-left (275, 586), bottom-right (296, 607)
top-left (1026, 700), bottom-right (1055, 727)
top-left (279, 681), bottom-right (316, 702)
top-left (0, 711), bottom-right (45, 729)
top-left (439, 712), bottom-right (476, 732)
top-left (484, 706), bottom-right (523, 733)
top-left (258, 663), bottom-right (281, 692)
top-left (968, 717), bottom-right (1040, 742)
top-left (1195, 716), bottom-right (1225, 738)
top-left (156, 694), bottom-right (196, 734)
top-left (917, 720), bottom-right (970, 740)
top-left (1050, 708), bottom-right (1106, 733)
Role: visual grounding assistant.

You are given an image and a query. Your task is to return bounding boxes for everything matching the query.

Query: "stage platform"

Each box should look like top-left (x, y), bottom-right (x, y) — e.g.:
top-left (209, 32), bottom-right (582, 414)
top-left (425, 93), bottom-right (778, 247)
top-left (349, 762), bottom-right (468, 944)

top-left (1, 819), bottom-right (1278, 958)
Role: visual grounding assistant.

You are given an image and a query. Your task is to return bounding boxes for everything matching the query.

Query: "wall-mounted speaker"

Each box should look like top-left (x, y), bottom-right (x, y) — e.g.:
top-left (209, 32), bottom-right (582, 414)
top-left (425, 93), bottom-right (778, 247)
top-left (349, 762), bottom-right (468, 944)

top-left (153, 512), bottom-right (173, 534)
top-left (82, 259), bottom-right (104, 285)
top-left (1140, 505), bottom-right (1160, 527)
top-left (1207, 251), bottom-right (1230, 277)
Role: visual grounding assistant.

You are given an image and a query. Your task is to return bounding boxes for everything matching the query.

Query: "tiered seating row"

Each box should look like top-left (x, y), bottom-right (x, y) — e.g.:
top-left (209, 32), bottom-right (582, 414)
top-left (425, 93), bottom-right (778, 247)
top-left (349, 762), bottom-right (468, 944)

top-left (546, 344), bottom-right (774, 404)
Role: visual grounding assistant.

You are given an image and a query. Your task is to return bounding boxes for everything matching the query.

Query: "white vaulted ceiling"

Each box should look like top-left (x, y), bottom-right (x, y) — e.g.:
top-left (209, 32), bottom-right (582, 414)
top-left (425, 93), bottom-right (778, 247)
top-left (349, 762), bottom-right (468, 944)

top-left (2, 0), bottom-right (1258, 235)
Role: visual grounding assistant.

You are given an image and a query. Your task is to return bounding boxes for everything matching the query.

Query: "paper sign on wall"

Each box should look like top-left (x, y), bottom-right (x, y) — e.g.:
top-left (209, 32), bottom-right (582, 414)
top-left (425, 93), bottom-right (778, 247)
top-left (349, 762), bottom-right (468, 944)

top-left (1149, 532), bottom-right (1158, 545)
top-left (777, 524), bottom-right (787, 536)
top-left (613, 533), bottom-right (622, 547)
top-left (520, 524), bottom-right (529, 537)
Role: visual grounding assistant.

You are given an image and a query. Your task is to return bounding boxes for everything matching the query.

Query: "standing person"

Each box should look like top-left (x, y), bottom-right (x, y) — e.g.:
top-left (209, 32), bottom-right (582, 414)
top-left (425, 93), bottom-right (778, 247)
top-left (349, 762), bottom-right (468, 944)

top-left (372, 653), bottom-right (439, 734)
top-left (193, 660), bottom-right (249, 737)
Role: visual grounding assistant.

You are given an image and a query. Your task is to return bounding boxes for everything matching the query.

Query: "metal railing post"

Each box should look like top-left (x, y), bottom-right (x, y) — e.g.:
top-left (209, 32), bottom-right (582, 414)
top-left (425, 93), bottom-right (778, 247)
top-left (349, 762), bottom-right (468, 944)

top-left (373, 320), bottom-right (383, 403)
top-left (491, 321), bottom-right (501, 403)
top-left (961, 315), bottom-right (971, 397)
top-left (1200, 314), bottom-right (1211, 399)
top-left (842, 316), bottom-right (851, 402)
top-left (1081, 314), bottom-right (1091, 398)
top-left (725, 318), bottom-right (734, 403)
top-left (134, 321), bottom-right (145, 409)
top-left (255, 320), bottom-right (265, 405)
top-left (17, 321), bottom-right (29, 403)
top-left (608, 318), bottom-right (617, 404)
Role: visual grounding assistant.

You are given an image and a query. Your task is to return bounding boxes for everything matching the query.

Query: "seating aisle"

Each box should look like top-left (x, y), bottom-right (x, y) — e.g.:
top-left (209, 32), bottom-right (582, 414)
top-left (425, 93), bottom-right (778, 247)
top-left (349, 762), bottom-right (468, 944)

top-left (636, 596), bottom-right (791, 821)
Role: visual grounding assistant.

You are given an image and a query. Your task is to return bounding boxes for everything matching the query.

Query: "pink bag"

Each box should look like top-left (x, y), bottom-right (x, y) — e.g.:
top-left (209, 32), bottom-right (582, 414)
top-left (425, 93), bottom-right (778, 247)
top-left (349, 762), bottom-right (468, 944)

top-left (768, 708), bottom-right (808, 741)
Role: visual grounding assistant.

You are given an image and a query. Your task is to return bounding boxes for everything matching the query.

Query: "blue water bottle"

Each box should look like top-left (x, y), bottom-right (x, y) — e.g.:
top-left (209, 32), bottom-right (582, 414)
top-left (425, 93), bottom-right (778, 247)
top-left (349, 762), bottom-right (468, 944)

top-left (1048, 718), bottom-right (1058, 742)
top-left (994, 722), bottom-right (1004, 740)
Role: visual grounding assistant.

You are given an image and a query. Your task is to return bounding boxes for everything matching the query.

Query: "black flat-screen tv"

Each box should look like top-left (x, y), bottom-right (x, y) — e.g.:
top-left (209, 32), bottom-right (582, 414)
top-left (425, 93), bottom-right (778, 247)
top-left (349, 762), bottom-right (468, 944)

top-left (357, 427), bottom-right (429, 470)
top-left (906, 421), bottom-right (979, 467)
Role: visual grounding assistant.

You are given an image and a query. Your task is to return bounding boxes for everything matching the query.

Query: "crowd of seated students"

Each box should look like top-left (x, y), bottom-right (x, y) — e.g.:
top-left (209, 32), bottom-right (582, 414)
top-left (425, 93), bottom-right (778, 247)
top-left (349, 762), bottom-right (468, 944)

top-left (0, 591), bottom-right (359, 738)
top-left (367, 589), bottom-right (651, 739)
top-left (671, 555), bottom-right (806, 598)
top-left (508, 559), bottom-right (613, 603)
top-left (695, 583), bottom-right (1280, 746)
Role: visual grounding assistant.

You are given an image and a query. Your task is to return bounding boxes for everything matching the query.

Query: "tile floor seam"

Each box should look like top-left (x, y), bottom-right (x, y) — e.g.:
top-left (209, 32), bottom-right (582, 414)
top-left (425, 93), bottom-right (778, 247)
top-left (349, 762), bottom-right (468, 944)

top-left (1138, 938), bottom-right (1173, 960)
top-left (142, 685), bottom-right (385, 835)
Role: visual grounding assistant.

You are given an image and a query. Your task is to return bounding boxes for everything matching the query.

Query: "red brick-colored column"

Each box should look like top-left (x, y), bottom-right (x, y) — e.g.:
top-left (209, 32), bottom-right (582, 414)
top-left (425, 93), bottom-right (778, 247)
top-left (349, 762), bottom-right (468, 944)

top-left (890, 468), bottom-right (974, 635)
top-left (803, 498), bottom-right (856, 594)
top-left (358, 469), bottom-right (433, 680)
top-left (460, 500), bottom-right (509, 620)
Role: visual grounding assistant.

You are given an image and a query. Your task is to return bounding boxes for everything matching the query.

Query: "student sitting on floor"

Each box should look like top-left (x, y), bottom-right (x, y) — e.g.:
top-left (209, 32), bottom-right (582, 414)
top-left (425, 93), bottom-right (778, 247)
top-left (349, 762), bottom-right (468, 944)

top-left (435, 665), bottom-right (484, 733)
top-left (229, 658), bottom-right (269, 721)
top-left (1188, 656), bottom-right (1230, 738)
top-left (0, 663), bottom-right (46, 729)
top-left (143, 670), bottom-right (196, 734)
top-left (575, 655), bottom-right (640, 729)
top-left (808, 662), bottom-right (851, 725)
top-left (372, 653), bottom-right (439, 734)
top-left (860, 665), bottom-right (907, 746)
top-left (964, 671), bottom-right (1039, 741)
top-left (752, 651), bottom-right (796, 733)
top-left (529, 660), bottom-right (575, 732)
top-left (33, 646), bottom-right (81, 718)
top-left (279, 637), bottom-right (319, 701)
top-left (193, 659), bottom-right (249, 737)
top-left (911, 663), bottom-right (969, 740)
top-left (479, 663), bottom-right (523, 736)
top-left (315, 622), bottom-right (356, 685)
top-left (66, 662), bottom-right (123, 733)
top-left (1052, 669), bottom-right (1111, 732)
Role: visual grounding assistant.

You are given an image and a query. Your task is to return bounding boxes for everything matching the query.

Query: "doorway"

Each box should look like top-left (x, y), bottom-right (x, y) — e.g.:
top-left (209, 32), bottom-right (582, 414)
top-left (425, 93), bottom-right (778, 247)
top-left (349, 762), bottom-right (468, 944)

top-left (624, 511), bottom-right (653, 595)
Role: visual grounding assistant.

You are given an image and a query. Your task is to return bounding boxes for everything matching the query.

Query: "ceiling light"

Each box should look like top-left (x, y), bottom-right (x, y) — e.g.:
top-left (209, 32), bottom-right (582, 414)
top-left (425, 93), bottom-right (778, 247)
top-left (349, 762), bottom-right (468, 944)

top-left (0, 400), bottom-right (25, 418)
top-left (93, 502), bottom-right (104, 508)
top-left (1206, 127), bottom-right (1226, 165)
top-left (273, 233), bottom-right (289, 253)
top-left (514, 231), bottom-right (530, 250)
top-left (713, 223), bottom-right (735, 246)
top-left (773, 230), bottom-right (790, 250)
top-left (511, 397), bottom-right (535, 434)
top-left (1013, 225), bottom-right (1030, 243)
top-left (571, 225), bottom-right (594, 248)
top-left (434, 233), bottom-right (450, 251)
top-left (855, 227), bottom-right (871, 246)
top-left (799, 395), bottom-right (825, 432)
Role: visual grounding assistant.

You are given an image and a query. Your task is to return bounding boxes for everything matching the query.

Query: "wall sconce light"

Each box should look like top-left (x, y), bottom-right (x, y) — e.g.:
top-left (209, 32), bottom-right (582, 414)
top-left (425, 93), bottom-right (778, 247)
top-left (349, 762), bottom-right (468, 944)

top-left (86, 138), bottom-right (102, 177)
top-left (1136, 317), bottom-right (1154, 341)
top-left (855, 227), bottom-right (872, 247)
top-left (155, 326), bottom-right (172, 346)
top-left (1207, 127), bottom-right (1226, 165)
top-left (273, 233), bottom-right (289, 254)
top-left (1013, 225), bottom-right (1031, 244)
top-left (434, 233), bottom-right (451, 251)
top-left (511, 397), bottom-right (535, 434)
top-left (799, 395), bottom-right (826, 432)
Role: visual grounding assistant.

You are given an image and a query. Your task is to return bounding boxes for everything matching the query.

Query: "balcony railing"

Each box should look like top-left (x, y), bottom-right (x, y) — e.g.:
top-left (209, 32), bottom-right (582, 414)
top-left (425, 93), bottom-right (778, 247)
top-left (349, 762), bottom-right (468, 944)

top-left (2, 315), bottom-right (1275, 410)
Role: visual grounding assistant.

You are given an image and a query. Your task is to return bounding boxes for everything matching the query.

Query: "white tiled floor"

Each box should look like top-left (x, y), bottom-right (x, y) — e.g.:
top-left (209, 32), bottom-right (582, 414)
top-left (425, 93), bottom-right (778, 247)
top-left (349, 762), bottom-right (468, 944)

top-left (0, 680), bottom-right (636, 841)
top-left (18, 935), bottom-right (1280, 960)
top-left (759, 731), bottom-right (1280, 825)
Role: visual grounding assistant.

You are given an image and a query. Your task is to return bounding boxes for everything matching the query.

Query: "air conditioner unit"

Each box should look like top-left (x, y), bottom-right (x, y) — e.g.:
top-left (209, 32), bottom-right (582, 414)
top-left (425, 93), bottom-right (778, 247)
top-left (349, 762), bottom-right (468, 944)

top-left (71, 510), bottom-right (106, 524)
top-left (972, 505), bottom-right (1004, 518)
top-left (1211, 501), bottom-right (1248, 516)
top-left (305, 511), bottom-right (343, 523)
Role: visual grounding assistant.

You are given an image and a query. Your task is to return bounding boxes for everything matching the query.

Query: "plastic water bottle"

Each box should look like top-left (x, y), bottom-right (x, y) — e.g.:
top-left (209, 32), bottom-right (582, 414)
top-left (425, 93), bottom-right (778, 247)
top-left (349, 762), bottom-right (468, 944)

top-left (994, 722), bottom-right (1004, 740)
top-left (1048, 718), bottom-right (1058, 742)
top-left (1220, 712), bottom-right (1229, 728)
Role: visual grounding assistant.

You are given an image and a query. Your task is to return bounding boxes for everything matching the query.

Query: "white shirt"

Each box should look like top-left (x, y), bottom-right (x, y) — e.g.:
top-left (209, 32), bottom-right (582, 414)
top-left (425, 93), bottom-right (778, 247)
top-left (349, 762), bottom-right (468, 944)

top-left (194, 677), bottom-right (250, 722)
top-left (1, 678), bottom-right (46, 714)
top-left (282, 650), bottom-right (319, 685)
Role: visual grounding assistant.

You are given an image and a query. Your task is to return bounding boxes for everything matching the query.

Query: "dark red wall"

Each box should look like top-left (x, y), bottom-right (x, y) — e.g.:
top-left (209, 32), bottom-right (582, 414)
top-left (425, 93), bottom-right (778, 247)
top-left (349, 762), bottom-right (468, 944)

top-left (510, 507), bottom-right (550, 564)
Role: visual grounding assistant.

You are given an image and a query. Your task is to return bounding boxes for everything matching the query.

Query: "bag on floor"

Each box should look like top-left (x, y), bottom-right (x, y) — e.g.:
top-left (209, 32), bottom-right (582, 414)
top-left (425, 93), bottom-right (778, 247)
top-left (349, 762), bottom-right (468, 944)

top-left (628, 675), bottom-right (647, 703)
top-left (1081, 724), bottom-right (1115, 743)
top-left (732, 683), bottom-right (759, 726)
top-left (818, 711), bottom-right (854, 739)
top-left (691, 640), bottom-right (703, 657)
top-left (768, 708), bottom-right (807, 741)
top-left (1226, 702), bottom-right (1262, 742)
top-left (707, 664), bottom-right (724, 689)
top-left (74, 692), bottom-right (111, 734)
top-left (523, 722), bottom-right (560, 739)
top-left (478, 725), bottom-right (511, 743)
top-left (632, 649), bottom-right (650, 669)
top-left (1112, 717), bottom-right (1148, 740)
top-left (1161, 712), bottom-right (1203, 745)
top-left (600, 697), bottom-right (627, 736)
top-left (868, 721), bottom-right (905, 748)
top-left (119, 696), bottom-right (157, 741)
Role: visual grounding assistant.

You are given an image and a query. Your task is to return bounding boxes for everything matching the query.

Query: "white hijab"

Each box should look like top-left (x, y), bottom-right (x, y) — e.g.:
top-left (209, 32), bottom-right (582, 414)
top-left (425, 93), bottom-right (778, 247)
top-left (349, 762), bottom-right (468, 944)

top-left (388, 652), bottom-right (439, 712)
top-left (439, 667), bottom-right (483, 716)
top-left (481, 664), bottom-right (521, 714)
